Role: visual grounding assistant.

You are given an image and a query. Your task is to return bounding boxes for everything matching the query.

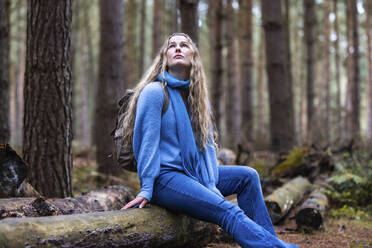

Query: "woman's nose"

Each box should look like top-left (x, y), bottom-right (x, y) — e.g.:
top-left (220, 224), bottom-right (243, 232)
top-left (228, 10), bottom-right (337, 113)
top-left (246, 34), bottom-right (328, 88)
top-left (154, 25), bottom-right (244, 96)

top-left (175, 46), bottom-right (181, 52)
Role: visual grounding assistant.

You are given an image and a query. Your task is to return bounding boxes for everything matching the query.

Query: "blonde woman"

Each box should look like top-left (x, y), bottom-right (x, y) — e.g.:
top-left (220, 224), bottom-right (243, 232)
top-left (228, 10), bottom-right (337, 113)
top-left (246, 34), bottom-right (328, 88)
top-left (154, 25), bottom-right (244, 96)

top-left (121, 33), bottom-right (298, 248)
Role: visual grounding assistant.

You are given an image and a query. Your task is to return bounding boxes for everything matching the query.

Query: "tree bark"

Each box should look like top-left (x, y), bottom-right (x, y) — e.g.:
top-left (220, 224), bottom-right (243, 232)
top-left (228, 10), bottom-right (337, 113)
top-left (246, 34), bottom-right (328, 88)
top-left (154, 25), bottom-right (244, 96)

top-left (265, 176), bottom-right (311, 224)
top-left (262, 0), bottom-right (295, 152)
top-left (23, 0), bottom-right (73, 198)
top-left (239, 0), bottom-right (254, 146)
top-left (0, 185), bottom-right (135, 219)
top-left (295, 189), bottom-right (328, 231)
top-left (139, 0), bottom-right (146, 76)
top-left (0, 205), bottom-right (215, 248)
top-left (95, 0), bottom-right (125, 176)
top-left (208, 0), bottom-right (223, 133)
top-left (366, 0), bottom-right (372, 143)
top-left (225, 0), bottom-right (241, 149)
top-left (152, 0), bottom-right (165, 59)
top-left (179, 0), bottom-right (199, 45)
top-left (304, 0), bottom-right (317, 143)
top-left (0, 0), bottom-right (10, 144)
top-left (124, 0), bottom-right (138, 88)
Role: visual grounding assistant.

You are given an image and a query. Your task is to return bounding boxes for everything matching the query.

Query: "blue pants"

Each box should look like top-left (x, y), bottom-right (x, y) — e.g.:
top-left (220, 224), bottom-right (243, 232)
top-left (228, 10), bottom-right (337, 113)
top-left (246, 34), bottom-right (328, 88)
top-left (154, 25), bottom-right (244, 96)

top-left (151, 166), bottom-right (299, 248)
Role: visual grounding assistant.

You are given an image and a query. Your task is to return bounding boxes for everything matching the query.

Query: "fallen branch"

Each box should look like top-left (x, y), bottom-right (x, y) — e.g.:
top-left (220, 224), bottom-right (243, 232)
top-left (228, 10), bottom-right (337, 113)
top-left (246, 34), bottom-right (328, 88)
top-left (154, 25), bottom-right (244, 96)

top-left (295, 189), bottom-right (328, 232)
top-left (264, 177), bottom-right (311, 224)
top-left (0, 204), bottom-right (216, 248)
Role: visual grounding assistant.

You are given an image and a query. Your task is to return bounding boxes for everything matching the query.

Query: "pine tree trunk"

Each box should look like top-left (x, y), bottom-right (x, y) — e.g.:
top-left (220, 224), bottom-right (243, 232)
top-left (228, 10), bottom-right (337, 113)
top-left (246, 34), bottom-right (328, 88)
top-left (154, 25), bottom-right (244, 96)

top-left (345, 0), bottom-right (360, 142)
top-left (179, 0), bottom-right (199, 45)
top-left (225, 0), bottom-right (241, 150)
top-left (152, 0), bottom-right (165, 59)
top-left (322, 0), bottom-right (331, 144)
top-left (0, 0), bottom-right (10, 144)
top-left (262, 0), bottom-right (295, 152)
top-left (139, 0), bottom-right (146, 76)
top-left (256, 30), bottom-right (267, 145)
top-left (366, 0), bottom-right (372, 142)
top-left (124, 0), bottom-right (138, 88)
top-left (95, 0), bottom-right (125, 176)
top-left (239, 0), bottom-right (254, 146)
top-left (304, 0), bottom-right (316, 143)
top-left (23, 0), bottom-right (73, 198)
top-left (208, 0), bottom-right (223, 133)
top-left (333, 0), bottom-right (342, 143)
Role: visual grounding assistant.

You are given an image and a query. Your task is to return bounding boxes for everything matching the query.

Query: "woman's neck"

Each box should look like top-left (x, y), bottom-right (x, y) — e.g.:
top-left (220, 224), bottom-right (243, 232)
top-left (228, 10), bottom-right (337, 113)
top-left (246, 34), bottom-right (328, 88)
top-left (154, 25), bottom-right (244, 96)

top-left (168, 67), bottom-right (190, 81)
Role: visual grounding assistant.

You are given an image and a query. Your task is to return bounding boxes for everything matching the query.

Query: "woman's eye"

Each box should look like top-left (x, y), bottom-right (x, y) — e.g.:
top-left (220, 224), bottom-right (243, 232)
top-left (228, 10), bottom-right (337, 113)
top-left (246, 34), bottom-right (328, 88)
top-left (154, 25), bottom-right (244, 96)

top-left (181, 44), bottom-right (189, 48)
top-left (169, 44), bottom-right (175, 48)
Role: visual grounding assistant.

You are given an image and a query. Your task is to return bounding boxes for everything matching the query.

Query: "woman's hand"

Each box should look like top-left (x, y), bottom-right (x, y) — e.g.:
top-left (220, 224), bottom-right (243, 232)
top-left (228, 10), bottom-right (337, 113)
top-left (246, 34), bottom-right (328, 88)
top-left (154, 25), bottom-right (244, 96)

top-left (121, 196), bottom-right (148, 210)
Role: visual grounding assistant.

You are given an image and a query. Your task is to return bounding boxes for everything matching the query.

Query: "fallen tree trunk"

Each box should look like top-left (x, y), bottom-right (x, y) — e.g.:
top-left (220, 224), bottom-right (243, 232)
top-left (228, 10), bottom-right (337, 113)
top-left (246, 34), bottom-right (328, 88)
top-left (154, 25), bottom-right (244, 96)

top-left (295, 189), bottom-right (328, 231)
top-left (0, 185), bottom-right (136, 219)
top-left (0, 204), bottom-right (216, 248)
top-left (264, 176), bottom-right (311, 224)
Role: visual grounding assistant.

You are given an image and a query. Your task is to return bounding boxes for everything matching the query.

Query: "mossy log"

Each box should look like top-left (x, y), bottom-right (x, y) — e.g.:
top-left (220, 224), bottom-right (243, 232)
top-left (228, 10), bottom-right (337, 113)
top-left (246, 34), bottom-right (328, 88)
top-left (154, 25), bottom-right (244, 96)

top-left (264, 177), bottom-right (311, 224)
top-left (295, 189), bottom-right (328, 231)
top-left (0, 185), bottom-right (136, 219)
top-left (0, 204), bottom-right (216, 248)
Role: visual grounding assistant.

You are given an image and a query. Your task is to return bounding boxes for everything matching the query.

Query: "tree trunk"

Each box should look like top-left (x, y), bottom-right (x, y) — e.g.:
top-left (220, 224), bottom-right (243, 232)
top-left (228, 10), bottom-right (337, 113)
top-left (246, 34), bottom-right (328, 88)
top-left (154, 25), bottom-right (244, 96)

top-left (23, 0), bottom-right (73, 198)
top-left (179, 0), bottom-right (199, 45)
top-left (295, 189), bottom-right (328, 231)
top-left (152, 0), bottom-right (165, 59)
top-left (366, 0), bottom-right (372, 143)
top-left (95, 0), bottom-right (125, 177)
top-left (0, 185), bottom-right (135, 218)
top-left (0, 0), bottom-right (10, 144)
top-left (208, 0), bottom-right (223, 133)
top-left (0, 205), bottom-right (215, 248)
top-left (321, 0), bottom-right (331, 144)
top-left (333, 0), bottom-right (342, 143)
top-left (262, 0), bottom-right (295, 152)
top-left (124, 0), bottom-right (138, 88)
top-left (265, 177), bottom-right (311, 224)
top-left (239, 0), bottom-right (254, 147)
top-left (255, 29), bottom-right (268, 146)
top-left (139, 0), bottom-right (146, 76)
top-left (304, 0), bottom-right (316, 143)
top-left (225, 0), bottom-right (241, 150)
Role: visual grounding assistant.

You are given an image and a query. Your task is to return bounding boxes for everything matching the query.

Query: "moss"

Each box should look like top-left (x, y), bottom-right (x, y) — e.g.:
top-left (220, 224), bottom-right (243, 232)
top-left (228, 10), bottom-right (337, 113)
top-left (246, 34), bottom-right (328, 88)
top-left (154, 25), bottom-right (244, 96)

top-left (271, 146), bottom-right (310, 177)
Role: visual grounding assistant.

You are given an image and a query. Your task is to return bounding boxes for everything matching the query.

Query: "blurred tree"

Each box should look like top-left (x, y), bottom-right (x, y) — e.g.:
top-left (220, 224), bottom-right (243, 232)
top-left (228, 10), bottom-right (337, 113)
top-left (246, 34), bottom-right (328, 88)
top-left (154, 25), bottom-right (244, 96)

top-left (124, 0), bottom-right (138, 87)
top-left (333, 0), bottom-right (342, 142)
top-left (304, 0), bottom-right (316, 143)
top-left (179, 0), bottom-right (199, 45)
top-left (139, 0), bottom-right (146, 76)
top-left (366, 0), bottom-right (372, 143)
top-left (262, 0), bottom-right (295, 152)
top-left (23, 0), bottom-right (73, 197)
top-left (238, 0), bottom-right (254, 147)
top-left (207, 0), bottom-right (223, 132)
top-left (94, 0), bottom-right (124, 176)
top-left (152, 0), bottom-right (165, 58)
top-left (345, 0), bottom-right (360, 142)
top-left (0, 0), bottom-right (10, 144)
top-left (225, 0), bottom-right (241, 149)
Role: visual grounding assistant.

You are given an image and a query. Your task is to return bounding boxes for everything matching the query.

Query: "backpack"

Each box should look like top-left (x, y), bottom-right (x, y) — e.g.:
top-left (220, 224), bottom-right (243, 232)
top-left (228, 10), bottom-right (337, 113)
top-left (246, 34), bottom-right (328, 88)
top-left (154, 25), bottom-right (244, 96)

top-left (111, 82), bottom-right (169, 172)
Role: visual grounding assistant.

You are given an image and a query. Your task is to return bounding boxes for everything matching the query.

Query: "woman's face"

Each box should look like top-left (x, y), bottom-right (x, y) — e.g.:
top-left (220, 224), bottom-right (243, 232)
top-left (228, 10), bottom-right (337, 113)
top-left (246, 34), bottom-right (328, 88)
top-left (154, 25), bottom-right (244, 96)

top-left (166, 35), bottom-right (193, 70)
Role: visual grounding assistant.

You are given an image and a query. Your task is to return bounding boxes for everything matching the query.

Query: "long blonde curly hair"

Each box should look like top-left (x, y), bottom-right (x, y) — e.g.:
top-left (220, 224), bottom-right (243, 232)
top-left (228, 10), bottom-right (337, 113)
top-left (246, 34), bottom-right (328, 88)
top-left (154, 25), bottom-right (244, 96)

top-left (122, 33), bottom-right (218, 150)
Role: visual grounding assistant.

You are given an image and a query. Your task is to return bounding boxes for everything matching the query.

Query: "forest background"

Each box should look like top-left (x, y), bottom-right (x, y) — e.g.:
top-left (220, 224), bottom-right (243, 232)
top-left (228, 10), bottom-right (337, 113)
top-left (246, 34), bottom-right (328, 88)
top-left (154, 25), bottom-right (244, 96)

top-left (0, 0), bottom-right (371, 198)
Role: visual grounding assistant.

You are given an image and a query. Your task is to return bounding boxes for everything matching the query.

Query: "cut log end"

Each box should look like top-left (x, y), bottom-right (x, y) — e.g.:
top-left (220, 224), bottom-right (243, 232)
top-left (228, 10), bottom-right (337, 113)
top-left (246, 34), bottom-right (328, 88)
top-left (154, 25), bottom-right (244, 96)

top-left (295, 207), bottom-right (323, 231)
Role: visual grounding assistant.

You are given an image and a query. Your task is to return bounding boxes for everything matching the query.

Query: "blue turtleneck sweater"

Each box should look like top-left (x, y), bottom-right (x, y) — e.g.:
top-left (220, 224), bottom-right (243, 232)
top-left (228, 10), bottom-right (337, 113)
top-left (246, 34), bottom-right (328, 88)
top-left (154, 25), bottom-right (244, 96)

top-left (133, 81), bottom-right (221, 201)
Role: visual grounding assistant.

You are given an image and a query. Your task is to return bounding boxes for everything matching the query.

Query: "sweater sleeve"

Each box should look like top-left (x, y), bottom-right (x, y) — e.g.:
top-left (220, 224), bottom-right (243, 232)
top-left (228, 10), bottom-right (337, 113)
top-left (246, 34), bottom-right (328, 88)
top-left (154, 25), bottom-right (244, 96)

top-left (133, 82), bottom-right (165, 201)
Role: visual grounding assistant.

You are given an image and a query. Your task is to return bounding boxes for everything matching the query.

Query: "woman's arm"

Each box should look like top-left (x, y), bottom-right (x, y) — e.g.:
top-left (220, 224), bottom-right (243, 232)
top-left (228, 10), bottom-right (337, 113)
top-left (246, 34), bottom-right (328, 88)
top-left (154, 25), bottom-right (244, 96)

top-left (126, 82), bottom-right (165, 208)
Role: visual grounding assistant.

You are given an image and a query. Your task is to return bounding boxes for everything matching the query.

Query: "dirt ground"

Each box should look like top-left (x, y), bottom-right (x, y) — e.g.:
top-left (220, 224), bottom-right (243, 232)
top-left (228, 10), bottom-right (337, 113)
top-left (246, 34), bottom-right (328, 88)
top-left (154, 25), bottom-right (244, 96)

top-left (207, 217), bottom-right (372, 248)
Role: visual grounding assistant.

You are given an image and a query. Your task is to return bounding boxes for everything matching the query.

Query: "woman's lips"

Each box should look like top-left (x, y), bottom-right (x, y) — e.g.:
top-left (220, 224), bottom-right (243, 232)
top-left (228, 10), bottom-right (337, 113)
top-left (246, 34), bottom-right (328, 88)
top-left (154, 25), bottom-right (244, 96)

top-left (174, 55), bottom-right (184, 59)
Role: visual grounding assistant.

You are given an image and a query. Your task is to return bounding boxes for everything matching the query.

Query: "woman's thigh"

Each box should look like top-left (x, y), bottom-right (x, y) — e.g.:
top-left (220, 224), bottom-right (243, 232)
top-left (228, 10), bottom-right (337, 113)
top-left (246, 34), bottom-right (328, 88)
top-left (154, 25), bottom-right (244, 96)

top-left (151, 170), bottom-right (239, 224)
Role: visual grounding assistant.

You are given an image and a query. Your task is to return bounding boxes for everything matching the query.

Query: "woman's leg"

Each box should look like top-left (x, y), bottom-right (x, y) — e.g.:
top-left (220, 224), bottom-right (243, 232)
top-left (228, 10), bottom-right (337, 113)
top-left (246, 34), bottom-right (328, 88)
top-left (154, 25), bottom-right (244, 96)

top-left (151, 170), bottom-right (298, 248)
top-left (216, 165), bottom-right (275, 235)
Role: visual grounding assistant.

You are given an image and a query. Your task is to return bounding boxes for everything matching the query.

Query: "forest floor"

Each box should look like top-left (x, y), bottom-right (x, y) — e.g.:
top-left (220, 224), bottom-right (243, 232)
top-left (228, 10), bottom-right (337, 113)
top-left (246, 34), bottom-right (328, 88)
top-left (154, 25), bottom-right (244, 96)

top-left (71, 150), bottom-right (372, 248)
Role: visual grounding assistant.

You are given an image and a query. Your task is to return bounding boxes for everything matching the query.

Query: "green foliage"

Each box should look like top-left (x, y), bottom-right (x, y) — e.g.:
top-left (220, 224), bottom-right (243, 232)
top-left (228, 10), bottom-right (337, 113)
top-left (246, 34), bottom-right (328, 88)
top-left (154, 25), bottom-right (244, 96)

top-left (330, 205), bottom-right (369, 221)
top-left (324, 151), bottom-right (372, 210)
top-left (253, 159), bottom-right (271, 178)
top-left (271, 146), bottom-right (310, 177)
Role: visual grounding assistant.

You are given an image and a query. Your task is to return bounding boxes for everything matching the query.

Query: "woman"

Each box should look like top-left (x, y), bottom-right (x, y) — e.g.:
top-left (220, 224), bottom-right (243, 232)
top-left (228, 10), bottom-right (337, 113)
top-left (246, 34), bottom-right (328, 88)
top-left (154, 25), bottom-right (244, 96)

top-left (121, 33), bottom-right (299, 248)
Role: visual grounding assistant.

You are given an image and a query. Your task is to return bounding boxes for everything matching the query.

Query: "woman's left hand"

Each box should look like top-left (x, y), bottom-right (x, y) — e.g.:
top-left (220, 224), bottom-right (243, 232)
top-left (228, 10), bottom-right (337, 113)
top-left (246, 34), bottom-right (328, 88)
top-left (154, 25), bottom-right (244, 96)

top-left (121, 196), bottom-right (148, 210)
